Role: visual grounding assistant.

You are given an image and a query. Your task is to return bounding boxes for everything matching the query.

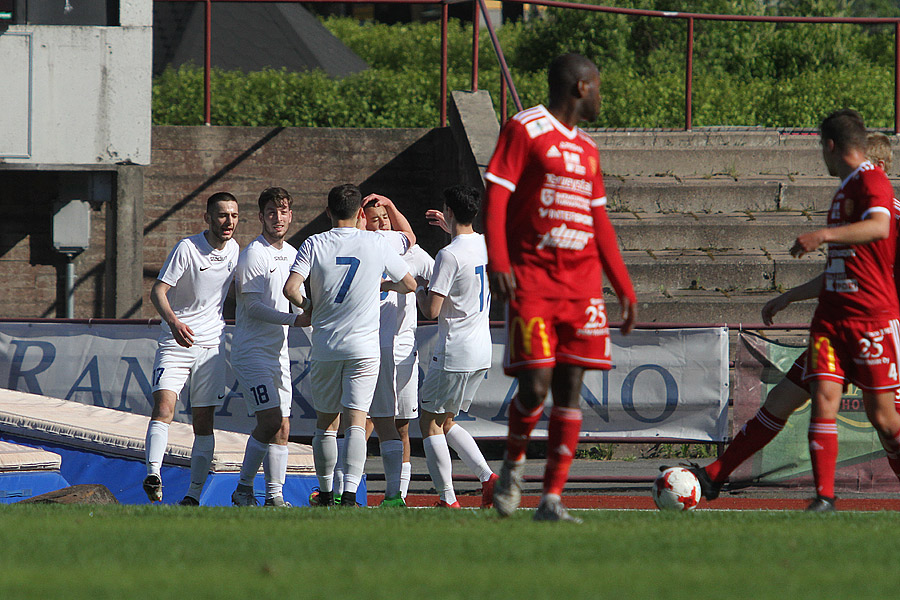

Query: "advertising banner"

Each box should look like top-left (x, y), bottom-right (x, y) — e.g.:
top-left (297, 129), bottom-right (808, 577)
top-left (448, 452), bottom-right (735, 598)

top-left (733, 331), bottom-right (896, 492)
top-left (0, 322), bottom-right (729, 441)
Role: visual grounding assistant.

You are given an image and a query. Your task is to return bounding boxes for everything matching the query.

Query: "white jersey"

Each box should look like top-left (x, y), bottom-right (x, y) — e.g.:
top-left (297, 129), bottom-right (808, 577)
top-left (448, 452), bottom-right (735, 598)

top-left (396, 244), bottom-right (435, 363)
top-left (156, 232), bottom-right (239, 347)
top-left (291, 227), bottom-right (410, 361)
top-left (377, 230), bottom-right (410, 348)
top-left (428, 233), bottom-right (492, 372)
top-left (232, 235), bottom-right (297, 362)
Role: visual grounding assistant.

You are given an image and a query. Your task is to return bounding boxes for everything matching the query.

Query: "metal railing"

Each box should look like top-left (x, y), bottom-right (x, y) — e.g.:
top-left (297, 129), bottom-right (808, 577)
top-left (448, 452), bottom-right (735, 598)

top-left (156, 0), bottom-right (900, 132)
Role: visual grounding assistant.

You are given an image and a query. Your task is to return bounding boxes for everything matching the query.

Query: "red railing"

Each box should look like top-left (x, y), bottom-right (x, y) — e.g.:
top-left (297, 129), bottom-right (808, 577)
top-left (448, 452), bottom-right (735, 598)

top-left (156, 0), bottom-right (900, 132)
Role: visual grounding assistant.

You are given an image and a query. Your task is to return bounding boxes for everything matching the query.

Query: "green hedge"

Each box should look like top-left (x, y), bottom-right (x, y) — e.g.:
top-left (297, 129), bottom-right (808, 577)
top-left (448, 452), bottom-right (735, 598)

top-left (152, 4), bottom-right (900, 129)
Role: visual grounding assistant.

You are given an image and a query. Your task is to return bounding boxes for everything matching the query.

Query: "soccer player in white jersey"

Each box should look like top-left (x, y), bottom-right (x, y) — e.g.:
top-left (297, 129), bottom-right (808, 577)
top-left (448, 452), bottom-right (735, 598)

top-left (416, 185), bottom-right (494, 508)
top-left (144, 192), bottom-right (240, 505)
top-left (359, 195), bottom-right (416, 506)
top-left (230, 187), bottom-right (305, 507)
top-left (283, 183), bottom-right (416, 507)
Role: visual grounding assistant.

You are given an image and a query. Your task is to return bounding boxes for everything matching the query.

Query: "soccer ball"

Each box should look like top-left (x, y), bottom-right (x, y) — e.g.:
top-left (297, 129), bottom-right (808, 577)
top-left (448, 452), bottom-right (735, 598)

top-left (652, 467), bottom-right (701, 511)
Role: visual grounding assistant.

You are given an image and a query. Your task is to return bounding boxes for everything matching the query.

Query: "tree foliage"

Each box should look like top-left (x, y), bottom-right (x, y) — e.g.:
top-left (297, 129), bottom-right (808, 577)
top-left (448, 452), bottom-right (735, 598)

top-left (152, 1), bottom-right (900, 129)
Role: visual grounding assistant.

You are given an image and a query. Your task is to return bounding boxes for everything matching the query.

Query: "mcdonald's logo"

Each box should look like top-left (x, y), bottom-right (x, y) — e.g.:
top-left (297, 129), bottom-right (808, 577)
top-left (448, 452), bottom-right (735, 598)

top-left (509, 316), bottom-right (551, 358)
top-left (811, 336), bottom-right (836, 373)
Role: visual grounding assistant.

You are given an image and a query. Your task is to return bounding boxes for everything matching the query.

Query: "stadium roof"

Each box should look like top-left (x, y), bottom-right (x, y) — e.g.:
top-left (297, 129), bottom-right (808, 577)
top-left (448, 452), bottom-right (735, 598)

top-left (153, 2), bottom-right (369, 77)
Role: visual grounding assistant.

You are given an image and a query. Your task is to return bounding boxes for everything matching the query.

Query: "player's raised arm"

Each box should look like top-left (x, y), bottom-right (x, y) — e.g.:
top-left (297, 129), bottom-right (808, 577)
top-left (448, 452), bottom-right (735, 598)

top-left (365, 193), bottom-right (416, 247)
top-left (791, 210), bottom-right (891, 258)
top-left (150, 280), bottom-right (194, 347)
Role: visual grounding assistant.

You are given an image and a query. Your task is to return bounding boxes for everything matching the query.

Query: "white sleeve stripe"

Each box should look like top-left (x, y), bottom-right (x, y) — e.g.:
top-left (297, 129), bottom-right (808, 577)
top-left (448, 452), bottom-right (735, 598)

top-left (862, 206), bottom-right (891, 219)
top-left (590, 196), bottom-right (608, 207)
top-left (484, 172), bottom-right (516, 192)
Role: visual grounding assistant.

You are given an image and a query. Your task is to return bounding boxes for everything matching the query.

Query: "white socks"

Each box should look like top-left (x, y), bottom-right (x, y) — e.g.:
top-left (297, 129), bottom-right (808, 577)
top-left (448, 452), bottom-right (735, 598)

top-left (343, 425), bottom-right (367, 494)
top-left (446, 424), bottom-right (494, 482)
top-left (380, 439), bottom-right (404, 499)
top-left (312, 429), bottom-right (337, 492)
top-left (334, 436), bottom-right (346, 496)
top-left (145, 420), bottom-right (169, 477)
top-left (238, 435), bottom-right (269, 488)
top-left (423, 434), bottom-right (456, 504)
top-left (264, 443), bottom-right (289, 500)
top-left (186, 434), bottom-right (214, 499)
top-left (399, 461), bottom-right (412, 499)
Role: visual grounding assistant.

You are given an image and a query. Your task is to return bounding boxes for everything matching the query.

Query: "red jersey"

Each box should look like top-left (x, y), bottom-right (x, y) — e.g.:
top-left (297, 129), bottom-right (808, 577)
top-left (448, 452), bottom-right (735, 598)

top-left (485, 105), bottom-right (632, 301)
top-left (813, 161), bottom-right (899, 322)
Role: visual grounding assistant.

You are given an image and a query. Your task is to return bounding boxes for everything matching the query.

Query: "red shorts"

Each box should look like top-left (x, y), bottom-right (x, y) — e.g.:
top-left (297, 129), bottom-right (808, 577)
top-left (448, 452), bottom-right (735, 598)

top-left (504, 295), bottom-right (611, 375)
top-left (803, 317), bottom-right (900, 392)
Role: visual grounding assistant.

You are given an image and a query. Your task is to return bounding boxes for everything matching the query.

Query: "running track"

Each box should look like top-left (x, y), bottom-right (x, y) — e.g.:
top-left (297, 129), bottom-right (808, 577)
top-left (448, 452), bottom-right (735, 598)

top-left (369, 494), bottom-right (900, 511)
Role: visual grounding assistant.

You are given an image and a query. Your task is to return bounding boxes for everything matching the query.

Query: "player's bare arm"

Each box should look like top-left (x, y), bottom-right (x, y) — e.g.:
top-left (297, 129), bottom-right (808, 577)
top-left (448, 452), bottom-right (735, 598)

top-left (761, 273), bottom-right (824, 325)
top-left (366, 194), bottom-right (416, 247)
top-left (150, 280), bottom-right (194, 348)
top-left (791, 211), bottom-right (891, 257)
top-left (283, 271), bottom-right (311, 311)
top-left (381, 272), bottom-right (417, 294)
top-left (416, 288), bottom-right (446, 320)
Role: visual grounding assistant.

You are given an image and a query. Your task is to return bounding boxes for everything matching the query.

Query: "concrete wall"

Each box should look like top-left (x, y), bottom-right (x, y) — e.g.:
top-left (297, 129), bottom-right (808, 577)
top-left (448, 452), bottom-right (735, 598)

top-left (0, 0), bottom-right (152, 164)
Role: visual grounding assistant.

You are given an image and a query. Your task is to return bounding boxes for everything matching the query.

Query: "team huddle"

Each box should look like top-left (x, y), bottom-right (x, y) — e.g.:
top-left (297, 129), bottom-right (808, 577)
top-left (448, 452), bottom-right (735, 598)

top-left (141, 53), bottom-right (899, 516)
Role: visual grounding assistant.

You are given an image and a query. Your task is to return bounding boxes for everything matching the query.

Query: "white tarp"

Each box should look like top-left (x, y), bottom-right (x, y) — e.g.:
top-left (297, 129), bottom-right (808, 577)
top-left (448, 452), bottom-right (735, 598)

top-left (0, 322), bottom-right (729, 441)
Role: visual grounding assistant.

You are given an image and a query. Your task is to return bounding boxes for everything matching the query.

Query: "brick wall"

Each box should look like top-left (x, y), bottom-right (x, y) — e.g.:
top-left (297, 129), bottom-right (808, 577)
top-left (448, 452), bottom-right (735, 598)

top-left (143, 126), bottom-right (460, 318)
top-left (0, 126), bottom-right (462, 319)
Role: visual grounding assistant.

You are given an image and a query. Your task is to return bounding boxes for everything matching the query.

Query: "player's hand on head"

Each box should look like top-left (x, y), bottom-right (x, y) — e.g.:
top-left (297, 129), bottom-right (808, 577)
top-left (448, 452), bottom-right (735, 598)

top-left (489, 271), bottom-right (516, 303)
top-left (364, 193), bottom-right (393, 208)
top-left (619, 296), bottom-right (637, 336)
top-left (425, 209), bottom-right (450, 233)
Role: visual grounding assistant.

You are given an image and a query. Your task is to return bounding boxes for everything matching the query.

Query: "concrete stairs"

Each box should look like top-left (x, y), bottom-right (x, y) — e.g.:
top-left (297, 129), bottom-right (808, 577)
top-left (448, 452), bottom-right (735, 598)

top-left (590, 129), bottom-right (851, 326)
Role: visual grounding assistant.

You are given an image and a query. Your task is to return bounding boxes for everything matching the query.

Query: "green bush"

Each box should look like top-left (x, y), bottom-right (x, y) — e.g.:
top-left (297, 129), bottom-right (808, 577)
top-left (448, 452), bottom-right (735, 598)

top-left (151, 5), bottom-right (900, 129)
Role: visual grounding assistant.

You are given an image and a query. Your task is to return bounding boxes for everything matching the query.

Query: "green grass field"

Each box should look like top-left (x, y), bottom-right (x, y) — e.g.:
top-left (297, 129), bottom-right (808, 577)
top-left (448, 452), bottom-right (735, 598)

top-left (0, 504), bottom-right (895, 599)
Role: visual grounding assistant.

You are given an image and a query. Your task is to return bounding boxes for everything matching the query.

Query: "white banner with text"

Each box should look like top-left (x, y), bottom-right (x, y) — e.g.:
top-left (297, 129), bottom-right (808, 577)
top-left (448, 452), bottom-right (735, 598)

top-left (0, 323), bottom-right (729, 441)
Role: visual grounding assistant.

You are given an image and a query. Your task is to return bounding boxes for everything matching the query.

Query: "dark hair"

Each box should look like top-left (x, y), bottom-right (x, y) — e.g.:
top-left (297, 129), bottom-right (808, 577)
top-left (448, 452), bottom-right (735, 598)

top-left (820, 109), bottom-right (868, 152)
top-left (206, 192), bottom-right (237, 213)
top-left (548, 53), bottom-right (598, 104)
top-left (328, 184), bottom-right (362, 220)
top-left (257, 187), bottom-right (293, 213)
top-left (443, 185), bottom-right (481, 225)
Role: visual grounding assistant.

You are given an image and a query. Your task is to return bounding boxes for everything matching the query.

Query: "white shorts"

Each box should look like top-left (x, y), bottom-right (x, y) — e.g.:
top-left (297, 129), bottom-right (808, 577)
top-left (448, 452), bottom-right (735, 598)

top-left (310, 358), bottom-right (380, 415)
top-left (395, 354), bottom-right (419, 420)
top-left (419, 368), bottom-right (488, 416)
top-left (151, 341), bottom-right (226, 409)
top-left (232, 359), bottom-right (292, 418)
top-left (371, 349), bottom-right (397, 419)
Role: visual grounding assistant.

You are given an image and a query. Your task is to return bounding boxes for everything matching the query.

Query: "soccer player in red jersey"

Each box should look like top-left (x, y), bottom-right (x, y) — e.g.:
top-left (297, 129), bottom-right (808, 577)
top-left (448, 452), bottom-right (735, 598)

top-left (688, 133), bottom-right (900, 503)
top-left (791, 110), bottom-right (900, 511)
top-left (483, 53), bottom-right (637, 521)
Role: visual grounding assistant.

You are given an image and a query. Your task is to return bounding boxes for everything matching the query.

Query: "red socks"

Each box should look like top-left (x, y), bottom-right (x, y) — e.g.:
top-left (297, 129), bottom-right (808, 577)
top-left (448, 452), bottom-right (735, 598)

top-left (808, 418), bottom-right (838, 499)
top-left (543, 406), bottom-right (582, 496)
top-left (505, 397), bottom-right (543, 463)
top-left (705, 407), bottom-right (787, 482)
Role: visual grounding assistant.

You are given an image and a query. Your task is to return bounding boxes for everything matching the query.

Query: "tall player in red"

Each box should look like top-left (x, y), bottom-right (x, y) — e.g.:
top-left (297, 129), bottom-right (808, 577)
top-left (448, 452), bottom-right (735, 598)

top-left (483, 54), bottom-right (637, 521)
top-left (792, 109), bottom-right (900, 511)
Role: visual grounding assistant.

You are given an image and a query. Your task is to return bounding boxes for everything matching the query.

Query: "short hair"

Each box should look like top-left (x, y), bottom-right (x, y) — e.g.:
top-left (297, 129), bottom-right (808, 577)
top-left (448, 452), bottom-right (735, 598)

top-left (257, 187), bottom-right (292, 213)
top-left (820, 109), bottom-right (868, 152)
top-left (443, 185), bottom-right (481, 225)
top-left (328, 184), bottom-right (362, 220)
top-left (206, 192), bottom-right (237, 213)
top-left (548, 53), bottom-right (598, 104)
top-left (867, 132), bottom-right (892, 173)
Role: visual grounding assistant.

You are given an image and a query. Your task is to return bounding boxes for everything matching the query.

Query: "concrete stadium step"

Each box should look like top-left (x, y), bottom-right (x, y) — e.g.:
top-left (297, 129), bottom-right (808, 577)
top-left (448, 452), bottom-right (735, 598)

top-left (610, 211), bottom-right (825, 251)
top-left (604, 289), bottom-right (818, 326)
top-left (589, 130), bottom-right (826, 178)
top-left (622, 249), bottom-right (824, 295)
top-left (604, 176), bottom-right (838, 212)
